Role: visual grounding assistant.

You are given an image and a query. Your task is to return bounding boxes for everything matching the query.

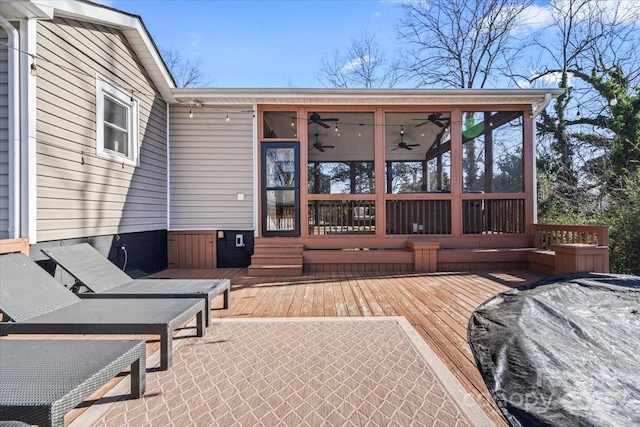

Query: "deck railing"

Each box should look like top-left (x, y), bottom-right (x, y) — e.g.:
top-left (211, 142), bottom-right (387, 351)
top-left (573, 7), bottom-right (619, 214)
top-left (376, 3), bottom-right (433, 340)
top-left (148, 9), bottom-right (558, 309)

top-left (532, 224), bottom-right (609, 249)
top-left (386, 200), bottom-right (451, 235)
top-left (463, 199), bottom-right (525, 234)
top-left (308, 200), bottom-right (376, 235)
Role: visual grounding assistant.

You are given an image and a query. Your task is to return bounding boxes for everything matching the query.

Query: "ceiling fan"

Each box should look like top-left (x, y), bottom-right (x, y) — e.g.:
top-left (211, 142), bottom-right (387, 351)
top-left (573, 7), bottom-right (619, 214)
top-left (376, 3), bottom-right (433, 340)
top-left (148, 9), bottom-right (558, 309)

top-left (309, 133), bottom-right (334, 153)
top-left (308, 112), bottom-right (339, 128)
top-left (413, 112), bottom-right (449, 128)
top-left (392, 127), bottom-right (420, 151)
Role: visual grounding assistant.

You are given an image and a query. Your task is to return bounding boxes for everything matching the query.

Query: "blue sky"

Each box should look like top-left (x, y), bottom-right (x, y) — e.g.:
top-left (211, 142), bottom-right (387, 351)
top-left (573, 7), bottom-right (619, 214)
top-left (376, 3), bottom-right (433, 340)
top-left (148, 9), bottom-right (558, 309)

top-left (109, 0), bottom-right (404, 88)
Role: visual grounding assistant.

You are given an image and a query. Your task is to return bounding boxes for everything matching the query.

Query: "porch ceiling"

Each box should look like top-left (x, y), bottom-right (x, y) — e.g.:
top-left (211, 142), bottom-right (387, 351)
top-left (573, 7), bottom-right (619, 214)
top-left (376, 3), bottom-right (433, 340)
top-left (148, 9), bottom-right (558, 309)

top-left (172, 88), bottom-right (565, 108)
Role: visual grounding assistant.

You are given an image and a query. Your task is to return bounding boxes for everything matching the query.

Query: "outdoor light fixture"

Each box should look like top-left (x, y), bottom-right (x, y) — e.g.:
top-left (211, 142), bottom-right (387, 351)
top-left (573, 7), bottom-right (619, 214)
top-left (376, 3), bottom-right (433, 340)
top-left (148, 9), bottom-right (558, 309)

top-left (30, 56), bottom-right (37, 77)
top-left (610, 96), bottom-right (618, 107)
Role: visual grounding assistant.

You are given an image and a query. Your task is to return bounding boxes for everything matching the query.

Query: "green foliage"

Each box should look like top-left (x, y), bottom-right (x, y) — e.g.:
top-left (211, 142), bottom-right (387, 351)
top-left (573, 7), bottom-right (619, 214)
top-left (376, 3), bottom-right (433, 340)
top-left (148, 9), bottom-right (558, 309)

top-left (603, 172), bottom-right (640, 275)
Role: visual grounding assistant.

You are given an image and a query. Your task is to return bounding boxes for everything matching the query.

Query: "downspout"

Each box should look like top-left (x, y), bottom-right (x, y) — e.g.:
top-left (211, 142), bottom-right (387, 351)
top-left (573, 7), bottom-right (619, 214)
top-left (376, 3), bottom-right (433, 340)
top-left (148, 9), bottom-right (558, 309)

top-left (531, 93), bottom-right (553, 223)
top-left (166, 101), bottom-right (170, 230)
top-left (20, 19), bottom-right (37, 241)
top-left (0, 17), bottom-right (20, 238)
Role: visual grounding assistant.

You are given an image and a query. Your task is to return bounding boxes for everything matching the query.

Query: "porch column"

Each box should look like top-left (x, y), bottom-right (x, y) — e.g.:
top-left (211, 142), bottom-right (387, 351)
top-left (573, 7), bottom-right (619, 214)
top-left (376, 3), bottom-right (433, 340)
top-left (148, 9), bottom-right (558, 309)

top-left (450, 108), bottom-right (463, 236)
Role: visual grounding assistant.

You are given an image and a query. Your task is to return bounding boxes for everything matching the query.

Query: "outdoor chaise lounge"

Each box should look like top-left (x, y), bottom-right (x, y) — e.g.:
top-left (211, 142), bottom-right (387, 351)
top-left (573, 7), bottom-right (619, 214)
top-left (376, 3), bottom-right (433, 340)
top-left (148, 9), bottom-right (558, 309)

top-left (0, 253), bottom-right (205, 371)
top-left (42, 243), bottom-right (230, 327)
top-left (0, 339), bottom-right (146, 427)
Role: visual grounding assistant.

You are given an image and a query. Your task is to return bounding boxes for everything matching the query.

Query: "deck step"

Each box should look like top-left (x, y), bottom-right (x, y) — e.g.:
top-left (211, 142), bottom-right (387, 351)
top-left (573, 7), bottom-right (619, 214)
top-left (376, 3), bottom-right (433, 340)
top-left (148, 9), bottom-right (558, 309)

top-left (247, 264), bottom-right (303, 276)
top-left (250, 254), bottom-right (304, 265)
top-left (249, 240), bottom-right (304, 276)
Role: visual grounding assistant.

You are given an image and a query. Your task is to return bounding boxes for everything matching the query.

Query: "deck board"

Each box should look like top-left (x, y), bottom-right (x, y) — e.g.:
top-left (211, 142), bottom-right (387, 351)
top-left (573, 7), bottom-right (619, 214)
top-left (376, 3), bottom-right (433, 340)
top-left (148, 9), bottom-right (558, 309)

top-left (149, 267), bottom-right (543, 426)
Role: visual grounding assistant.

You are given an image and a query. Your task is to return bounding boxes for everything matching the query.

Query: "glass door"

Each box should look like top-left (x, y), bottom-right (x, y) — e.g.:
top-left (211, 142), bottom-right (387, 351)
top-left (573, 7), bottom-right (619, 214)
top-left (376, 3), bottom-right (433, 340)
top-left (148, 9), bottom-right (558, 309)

top-left (261, 142), bottom-right (300, 236)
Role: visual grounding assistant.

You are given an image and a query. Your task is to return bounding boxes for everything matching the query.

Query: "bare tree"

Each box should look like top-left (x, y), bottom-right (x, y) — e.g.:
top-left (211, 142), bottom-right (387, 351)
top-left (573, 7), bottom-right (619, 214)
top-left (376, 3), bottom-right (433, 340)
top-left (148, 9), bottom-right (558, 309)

top-left (317, 32), bottom-right (400, 88)
top-left (396, 0), bottom-right (534, 88)
top-left (529, 0), bottom-right (640, 192)
top-left (160, 47), bottom-right (212, 88)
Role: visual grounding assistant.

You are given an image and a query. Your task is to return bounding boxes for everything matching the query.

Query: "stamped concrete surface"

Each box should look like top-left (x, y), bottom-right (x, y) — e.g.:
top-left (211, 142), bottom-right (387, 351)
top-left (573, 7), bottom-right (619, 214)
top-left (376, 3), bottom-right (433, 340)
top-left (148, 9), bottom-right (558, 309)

top-left (84, 317), bottom-right (493, 427)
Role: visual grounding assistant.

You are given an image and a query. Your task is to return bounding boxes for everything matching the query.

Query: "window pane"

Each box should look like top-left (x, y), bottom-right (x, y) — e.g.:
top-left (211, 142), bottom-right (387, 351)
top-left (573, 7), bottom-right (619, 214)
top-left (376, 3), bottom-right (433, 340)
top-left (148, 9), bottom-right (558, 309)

top-left (265, 147), bottom-right (295, 187)
top-left (104, 97), bottom-right (128, 130)
top-left (104, 125), bottom-right (128, 156)
top-left (265, 190), bottom-right (296, 231)
top-left (385, 112), bottom-right (451, 193)
top-left (462, 111), bottom-right (523, 193)
top-left (263, 112), bottom-right (297, 138)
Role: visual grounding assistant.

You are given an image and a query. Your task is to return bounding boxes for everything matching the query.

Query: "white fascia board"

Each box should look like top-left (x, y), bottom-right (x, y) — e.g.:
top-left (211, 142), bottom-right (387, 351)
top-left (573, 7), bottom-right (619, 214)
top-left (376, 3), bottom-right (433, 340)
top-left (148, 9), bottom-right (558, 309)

top-left (33, 0), bottom-right (175, 99)
top-left (0, 1), bottom-right (54, 19)
top-left (172, 88), bottom-right (565, 106)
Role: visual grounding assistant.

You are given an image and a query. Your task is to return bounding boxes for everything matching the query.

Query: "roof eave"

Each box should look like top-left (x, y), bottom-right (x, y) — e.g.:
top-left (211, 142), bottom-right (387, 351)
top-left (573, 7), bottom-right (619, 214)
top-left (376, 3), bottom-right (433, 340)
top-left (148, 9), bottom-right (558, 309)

top-left (31, 0), bottom-right (176, 99)
top-left (171, 88), bottom-right (566, 107)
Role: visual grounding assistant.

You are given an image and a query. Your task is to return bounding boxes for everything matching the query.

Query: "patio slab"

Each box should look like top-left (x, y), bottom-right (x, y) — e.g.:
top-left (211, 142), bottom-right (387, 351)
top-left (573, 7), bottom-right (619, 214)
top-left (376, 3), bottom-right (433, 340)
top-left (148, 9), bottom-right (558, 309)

top-left (80, 317), bottom-right (494, 426)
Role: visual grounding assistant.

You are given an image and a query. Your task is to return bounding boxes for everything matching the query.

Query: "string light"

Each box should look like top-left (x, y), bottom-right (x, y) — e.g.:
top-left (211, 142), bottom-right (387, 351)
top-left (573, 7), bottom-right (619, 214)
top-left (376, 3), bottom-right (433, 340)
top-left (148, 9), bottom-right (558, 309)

top-left (188, 109), bottom-right (193, 119)
top-left (575, 106), bottom-right (581, 121)
top-left (334, 123), bottom-right (338, 132)
top-left (29, 55), bottom-right (37, 77)
top-left (226, 112), bottom-right (230, 122)
top-left (291, 117), bottom-right (295, 127)
top-left (400, 125), bottom-right (404, 135)
top-left (609, 96), bottom-right (617, 107)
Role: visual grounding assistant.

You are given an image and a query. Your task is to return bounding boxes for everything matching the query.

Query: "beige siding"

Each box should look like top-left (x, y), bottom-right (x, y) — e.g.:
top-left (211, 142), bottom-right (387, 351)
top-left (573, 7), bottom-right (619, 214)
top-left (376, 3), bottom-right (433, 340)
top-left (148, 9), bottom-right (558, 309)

top-left (35, 17), bottom-right (167, 242)
top-left (169, 105), bottom-right (254, 230)
top-left (0, 27), bottom-right (9, 238)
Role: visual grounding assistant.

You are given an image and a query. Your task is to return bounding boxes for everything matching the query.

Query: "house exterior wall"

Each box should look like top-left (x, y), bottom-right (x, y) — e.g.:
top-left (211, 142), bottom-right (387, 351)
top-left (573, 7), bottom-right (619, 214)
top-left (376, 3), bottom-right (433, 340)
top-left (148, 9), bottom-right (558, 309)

top-left (34, 17), bottom-right (167, 242)
top-left (169, 105), bottom-right (254, 230)
top-left (0, 27), bottom-right (8, 239)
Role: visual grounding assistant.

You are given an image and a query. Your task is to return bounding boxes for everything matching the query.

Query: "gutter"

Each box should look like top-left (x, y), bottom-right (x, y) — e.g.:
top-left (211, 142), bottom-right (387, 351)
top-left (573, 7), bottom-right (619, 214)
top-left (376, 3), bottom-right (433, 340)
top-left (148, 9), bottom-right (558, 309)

top-left (532, 92), bottom-right (554, 117)
top-left (0, 16), bottom-right (20, 238)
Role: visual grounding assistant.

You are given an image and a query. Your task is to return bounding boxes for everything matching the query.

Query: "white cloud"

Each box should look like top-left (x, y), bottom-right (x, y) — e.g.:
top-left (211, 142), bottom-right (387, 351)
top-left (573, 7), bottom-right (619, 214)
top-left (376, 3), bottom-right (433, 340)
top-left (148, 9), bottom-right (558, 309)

top-left (519, 4), bottom-right (554, 29)
top-left (532, 70), bottom-right (572, 86)
top-left (342, 56), bottom-right (370, 73)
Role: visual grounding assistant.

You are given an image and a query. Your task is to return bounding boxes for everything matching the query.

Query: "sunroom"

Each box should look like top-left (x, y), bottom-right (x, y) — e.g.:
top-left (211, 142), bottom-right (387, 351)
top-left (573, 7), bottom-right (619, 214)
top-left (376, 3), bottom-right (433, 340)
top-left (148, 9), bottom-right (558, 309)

top-left (168, 88), bottom-right (595, 274)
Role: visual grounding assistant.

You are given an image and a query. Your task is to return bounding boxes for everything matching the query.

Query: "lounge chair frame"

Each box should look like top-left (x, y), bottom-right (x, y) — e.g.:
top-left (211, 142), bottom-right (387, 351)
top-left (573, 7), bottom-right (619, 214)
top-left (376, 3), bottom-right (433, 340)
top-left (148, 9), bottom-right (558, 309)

top-left (0, 253), bottom-right (205, 371)
top-left (42, 243), bottom-right (230, 327)
top-left (0, 339), bottom-right (145, 427)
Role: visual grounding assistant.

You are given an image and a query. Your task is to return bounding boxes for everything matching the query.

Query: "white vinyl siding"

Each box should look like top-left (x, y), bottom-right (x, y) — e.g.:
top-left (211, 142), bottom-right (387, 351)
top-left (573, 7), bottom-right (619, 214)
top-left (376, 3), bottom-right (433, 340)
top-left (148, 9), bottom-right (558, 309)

top-left (0, 28), bottom-right (9, 238)
top-left (169, 105), bottom-right (254, 230)
top-left (35, 17), bottom-right (167, 241)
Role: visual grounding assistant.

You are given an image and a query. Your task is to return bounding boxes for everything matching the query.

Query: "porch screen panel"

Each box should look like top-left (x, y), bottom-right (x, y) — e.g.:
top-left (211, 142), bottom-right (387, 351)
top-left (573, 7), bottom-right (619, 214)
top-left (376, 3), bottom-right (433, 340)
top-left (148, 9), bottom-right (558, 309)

top-left (385, 112), bottom-right (451, 194)
top-left (462, 111), bottom-right (524, 194)
top-left (307, 112), bottom-right (375, 195)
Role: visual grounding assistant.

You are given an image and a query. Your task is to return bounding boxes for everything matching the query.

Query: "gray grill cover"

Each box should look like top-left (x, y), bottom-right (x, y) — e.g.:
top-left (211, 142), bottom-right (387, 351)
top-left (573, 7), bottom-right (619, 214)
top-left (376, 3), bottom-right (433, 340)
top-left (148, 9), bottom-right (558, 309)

top-left (468, 273), bottom-right (640, 427)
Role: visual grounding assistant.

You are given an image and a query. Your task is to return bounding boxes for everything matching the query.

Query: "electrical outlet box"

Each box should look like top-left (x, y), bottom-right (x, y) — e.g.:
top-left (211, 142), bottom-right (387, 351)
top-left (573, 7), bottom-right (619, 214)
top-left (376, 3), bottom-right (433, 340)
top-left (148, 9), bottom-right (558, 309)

top-left (235, 234), bottom-right (244, 247)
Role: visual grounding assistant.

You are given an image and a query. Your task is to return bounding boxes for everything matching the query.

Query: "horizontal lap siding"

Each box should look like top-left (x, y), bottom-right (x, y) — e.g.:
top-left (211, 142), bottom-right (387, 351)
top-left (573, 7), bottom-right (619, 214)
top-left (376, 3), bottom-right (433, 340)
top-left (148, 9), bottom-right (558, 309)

top-left (35, 18), bottom-right (167, 242)
top-left (169, 105), bottom-right (254, 230)
top-left (0, 28), bottom-right (9, 238)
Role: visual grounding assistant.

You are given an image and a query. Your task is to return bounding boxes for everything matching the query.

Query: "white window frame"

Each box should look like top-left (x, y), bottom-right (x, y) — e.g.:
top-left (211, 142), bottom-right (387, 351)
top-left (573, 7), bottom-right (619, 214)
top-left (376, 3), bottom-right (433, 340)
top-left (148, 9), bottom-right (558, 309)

top-left (95, 75), bottom-right (139, 166)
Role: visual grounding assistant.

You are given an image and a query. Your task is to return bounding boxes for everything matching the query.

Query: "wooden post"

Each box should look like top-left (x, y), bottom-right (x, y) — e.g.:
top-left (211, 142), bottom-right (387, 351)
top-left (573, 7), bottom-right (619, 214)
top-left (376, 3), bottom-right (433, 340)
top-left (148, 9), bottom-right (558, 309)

top-left (551, 243), bottom-right (609, 274)
top-left (406, 240), bottom-right (441, 272)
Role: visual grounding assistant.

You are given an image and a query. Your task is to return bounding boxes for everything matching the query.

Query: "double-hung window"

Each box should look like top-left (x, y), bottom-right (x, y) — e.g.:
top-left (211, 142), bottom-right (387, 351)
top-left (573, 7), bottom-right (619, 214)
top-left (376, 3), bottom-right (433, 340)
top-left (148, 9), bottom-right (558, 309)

top-left (96, 76), bottom-right (139, 166)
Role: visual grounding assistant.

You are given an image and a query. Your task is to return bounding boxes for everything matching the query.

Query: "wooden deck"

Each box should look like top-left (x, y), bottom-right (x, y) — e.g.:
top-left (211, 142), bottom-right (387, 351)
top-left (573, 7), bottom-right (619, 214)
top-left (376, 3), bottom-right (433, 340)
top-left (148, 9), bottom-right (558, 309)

top-left (152, 267), bottom-right (544, 426)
